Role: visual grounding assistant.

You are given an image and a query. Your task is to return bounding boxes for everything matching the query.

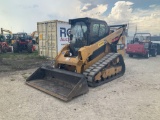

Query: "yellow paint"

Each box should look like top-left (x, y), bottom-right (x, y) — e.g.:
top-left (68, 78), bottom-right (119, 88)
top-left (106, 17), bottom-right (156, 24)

top-left (39, 34), bottom-right (43, 40)
top-left (54, 27), bottom-right (126, 74)
top-left (98, 41), bottom-right (104, 47)
top-left (11, 40), bottom-right (15, 44)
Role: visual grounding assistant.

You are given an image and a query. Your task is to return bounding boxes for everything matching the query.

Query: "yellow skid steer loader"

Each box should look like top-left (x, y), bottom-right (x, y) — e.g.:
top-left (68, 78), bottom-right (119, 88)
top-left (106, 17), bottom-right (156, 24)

top-left (26, 17), bottom-right (127, 101)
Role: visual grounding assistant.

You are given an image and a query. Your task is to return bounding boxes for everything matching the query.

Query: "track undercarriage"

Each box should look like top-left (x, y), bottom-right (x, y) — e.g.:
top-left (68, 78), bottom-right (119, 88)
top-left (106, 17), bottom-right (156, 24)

top-left (83, 53), bottom-right (125, 87)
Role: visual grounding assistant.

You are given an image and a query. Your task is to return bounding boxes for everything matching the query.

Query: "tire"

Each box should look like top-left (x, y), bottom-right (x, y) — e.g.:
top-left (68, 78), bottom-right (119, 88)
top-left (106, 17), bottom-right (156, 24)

top-left (36, 38), bottom-right (39, 44)
top-left (27, 43), bottom-right (33, 53)
top-left (157, 45), bottom-right (160, 55)
top-left (152, 50), bottom-right (157, 57)
top-left (0, 45), bottom-right (2, 54)
top-left (13, 42), bottom-right (19, 53)
top-left (129, 54), bottom-right (133, 57)
top-left (32, 40), bottom-right (36, 44)
top-left (145, 52), bottom-right (150, 59)
top-left (2, 46), bottom-right (7, 53)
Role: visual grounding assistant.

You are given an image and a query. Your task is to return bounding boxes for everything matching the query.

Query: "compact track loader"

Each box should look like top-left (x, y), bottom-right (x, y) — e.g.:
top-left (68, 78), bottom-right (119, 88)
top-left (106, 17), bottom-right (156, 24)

top-left (26, 17), bottom-right (127, 101)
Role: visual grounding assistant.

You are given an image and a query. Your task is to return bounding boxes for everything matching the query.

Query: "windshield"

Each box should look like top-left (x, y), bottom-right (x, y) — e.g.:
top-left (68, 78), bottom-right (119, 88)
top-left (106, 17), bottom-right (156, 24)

top-left (18, 34), bottom-right (25, 38)
top-left (71, 22), bottom-right (87, 39)
top-left (70, 22), bottom-right (88, 51)
top-left (134, 34), bottom-right (151, 42)
top-left (0, 35), bottom-right (5, 42)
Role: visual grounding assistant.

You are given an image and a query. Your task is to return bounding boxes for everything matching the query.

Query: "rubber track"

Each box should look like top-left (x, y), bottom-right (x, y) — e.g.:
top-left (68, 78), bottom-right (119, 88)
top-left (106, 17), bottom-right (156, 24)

top-left (83, 53), bottom-right (125, 87)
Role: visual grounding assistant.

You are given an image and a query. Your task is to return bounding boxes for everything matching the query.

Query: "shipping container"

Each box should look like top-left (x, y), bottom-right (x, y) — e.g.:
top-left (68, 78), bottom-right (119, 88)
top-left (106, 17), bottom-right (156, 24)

top-left (37, 20), bottom-right (71, 59)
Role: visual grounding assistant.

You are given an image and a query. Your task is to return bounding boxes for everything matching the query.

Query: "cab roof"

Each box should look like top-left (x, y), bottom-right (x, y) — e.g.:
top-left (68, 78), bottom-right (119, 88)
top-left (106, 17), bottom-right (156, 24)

top-left (69, 17), bottom-right (107, 25)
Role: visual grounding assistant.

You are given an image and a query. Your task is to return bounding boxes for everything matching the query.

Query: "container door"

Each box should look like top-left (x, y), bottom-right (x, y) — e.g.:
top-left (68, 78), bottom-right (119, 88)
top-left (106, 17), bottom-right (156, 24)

top-left (38, 23), bottom-right (47, 57)
top-left (47, 22), bottom-right (57, 59)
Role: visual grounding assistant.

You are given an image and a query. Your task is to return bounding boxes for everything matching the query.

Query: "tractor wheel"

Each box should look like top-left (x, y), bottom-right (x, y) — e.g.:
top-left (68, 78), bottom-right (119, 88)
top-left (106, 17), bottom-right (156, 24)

top-left (27, 43), bottom-right (33, 53)
top-left (13, 42), bottom-right (19, 53)
top-left (2, 46), bottom-right (7, 53)
top-left (129, 54), bottom-right (133, 57)
top-left (145, 52), bottom-right (150, 59)
top-left (0, 45), bottom-right (2, 54)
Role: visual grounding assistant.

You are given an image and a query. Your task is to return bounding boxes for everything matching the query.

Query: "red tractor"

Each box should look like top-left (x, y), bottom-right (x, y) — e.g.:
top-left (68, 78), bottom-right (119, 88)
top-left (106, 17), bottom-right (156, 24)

top-left (0, 34), bottom-right (11, 53)
top-left (126, 33), bottom-right (157, 58)
top-left (13, 32), bottom-right (35, 53)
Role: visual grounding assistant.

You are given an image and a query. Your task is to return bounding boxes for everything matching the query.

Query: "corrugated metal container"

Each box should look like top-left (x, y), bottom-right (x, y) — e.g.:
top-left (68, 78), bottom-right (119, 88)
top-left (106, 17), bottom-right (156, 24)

top-left (37, 20), bottom-right (71, 59)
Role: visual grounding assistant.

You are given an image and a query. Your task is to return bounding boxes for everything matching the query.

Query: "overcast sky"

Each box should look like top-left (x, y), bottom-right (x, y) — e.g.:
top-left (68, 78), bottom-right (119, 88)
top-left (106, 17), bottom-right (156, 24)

top-left (0, 0), bottom-right (160, 36)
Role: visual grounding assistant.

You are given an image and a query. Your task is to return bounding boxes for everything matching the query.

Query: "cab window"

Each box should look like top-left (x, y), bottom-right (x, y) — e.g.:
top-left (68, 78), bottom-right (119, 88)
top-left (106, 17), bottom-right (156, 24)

top-left (92, 24), bottom-right (99, 36)
top-left (99, 24), bottom-right (106, 37)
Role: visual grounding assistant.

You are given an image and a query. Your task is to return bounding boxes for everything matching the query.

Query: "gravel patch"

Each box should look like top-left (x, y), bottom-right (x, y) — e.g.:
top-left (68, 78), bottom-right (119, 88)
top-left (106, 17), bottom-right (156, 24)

top-left (0, 55), bottom-right (160, 120)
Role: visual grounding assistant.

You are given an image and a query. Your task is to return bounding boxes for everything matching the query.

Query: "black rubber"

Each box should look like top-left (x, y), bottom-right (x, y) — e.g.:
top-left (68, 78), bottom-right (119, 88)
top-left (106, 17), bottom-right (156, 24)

top-left (2, 46), bottom-right (7, 53)
top-left (13, 42), bottom-right (19, 53)
top-left (129, 54), bottom-right (133, 57)
top-left (0, 45), bottom-right (2, 53)
top-left (83, 53), bottom-right (125, 87)
top-left (27, 43), bottom-right (33, 53)
top-left (152, 49), bottom-right (157, 57)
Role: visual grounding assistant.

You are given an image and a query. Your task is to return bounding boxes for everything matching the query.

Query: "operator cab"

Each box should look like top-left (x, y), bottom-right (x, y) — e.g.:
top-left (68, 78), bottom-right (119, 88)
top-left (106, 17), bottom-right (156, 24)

top-left (69, 17), bottom-right (110, 56)
top-left (0, 35), bottom-right (6, 42)
top-left (133, 33), bottom-right (151, 43)
top-left (16, 32), bottom-right (32, 41)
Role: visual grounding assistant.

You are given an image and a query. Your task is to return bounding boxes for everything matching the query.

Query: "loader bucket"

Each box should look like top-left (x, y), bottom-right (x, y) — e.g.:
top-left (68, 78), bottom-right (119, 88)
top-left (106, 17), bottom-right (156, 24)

top-left (26, 66), bottom-right (89, 101)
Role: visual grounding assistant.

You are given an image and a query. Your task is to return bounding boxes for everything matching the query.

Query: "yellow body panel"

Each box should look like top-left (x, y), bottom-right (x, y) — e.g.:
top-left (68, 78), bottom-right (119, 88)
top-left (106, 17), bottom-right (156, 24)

top-left (55, 27), bottom-right (126, 74)
top-left (11, 40), bottom-right (16, 44)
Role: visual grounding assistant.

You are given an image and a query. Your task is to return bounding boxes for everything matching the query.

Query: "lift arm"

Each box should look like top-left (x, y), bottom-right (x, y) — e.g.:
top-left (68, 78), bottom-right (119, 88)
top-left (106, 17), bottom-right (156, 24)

top-left (1, 28), bottom-right (12, 35)
top-left (78, 24), bottom-right (127, 63)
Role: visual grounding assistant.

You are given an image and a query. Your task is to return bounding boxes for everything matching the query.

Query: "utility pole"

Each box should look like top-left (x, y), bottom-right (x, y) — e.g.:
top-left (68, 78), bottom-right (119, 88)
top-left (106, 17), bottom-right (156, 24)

top-left (135, 24), bottom-right (137, 34)
top-left (126, 22), bottom-right (129, 37)
top-left (1, 28), bottom-right (3, 34)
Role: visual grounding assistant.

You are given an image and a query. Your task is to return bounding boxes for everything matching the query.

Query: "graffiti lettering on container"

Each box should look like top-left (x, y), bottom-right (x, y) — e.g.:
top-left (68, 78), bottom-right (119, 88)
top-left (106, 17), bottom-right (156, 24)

top-left (61, 44), bottom-right (67, 46)
top-left (60, 38), bottom-right (69, 41)
top-left (60, 27), bottom-right (71, 37)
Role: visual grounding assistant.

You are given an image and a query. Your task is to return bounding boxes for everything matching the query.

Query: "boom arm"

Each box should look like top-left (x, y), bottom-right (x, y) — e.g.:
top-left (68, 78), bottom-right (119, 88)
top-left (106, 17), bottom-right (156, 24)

top-left (31, 31), bottom-right (37, 37)
top-left (1, 28), bottom-right (12, 35)
top-left (78, 25), bottom-right (127, 63)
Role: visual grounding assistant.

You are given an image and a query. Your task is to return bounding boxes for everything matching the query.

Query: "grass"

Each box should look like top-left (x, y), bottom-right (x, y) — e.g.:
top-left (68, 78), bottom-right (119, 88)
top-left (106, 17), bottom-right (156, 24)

top-left (0, 50), bottom-right (50, 72)
top-left (0, 51), bottom-right (46, 60)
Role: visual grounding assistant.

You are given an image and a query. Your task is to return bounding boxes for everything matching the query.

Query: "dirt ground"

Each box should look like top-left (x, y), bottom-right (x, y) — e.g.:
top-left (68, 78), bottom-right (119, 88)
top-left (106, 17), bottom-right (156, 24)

top-left (0, 55), bottom-right (160, 120)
